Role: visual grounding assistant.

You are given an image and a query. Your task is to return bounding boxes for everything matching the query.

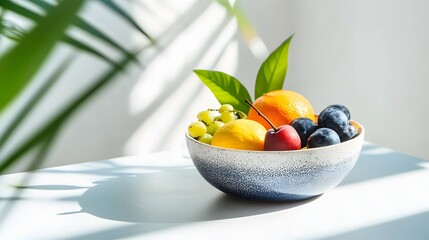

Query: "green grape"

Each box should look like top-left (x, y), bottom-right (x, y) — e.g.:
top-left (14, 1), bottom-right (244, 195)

top-left (207, 120), bottom-right (224, 135)
top-left (234, 110), bottom-right (247, 119)
top-left (197, 110), bottom-right (215, 125)
top-left (220, 111), bottom-right (236, 123)
top-left (198, 133), bottom-right (213, 144)
top-left (219, 104), bottom-right (234, 113)
top-left (188, 121), bottom-right (206, 138)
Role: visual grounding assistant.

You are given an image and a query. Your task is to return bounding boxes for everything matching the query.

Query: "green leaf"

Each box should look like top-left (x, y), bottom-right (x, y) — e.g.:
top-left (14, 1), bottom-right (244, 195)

top-left (0, 20), bottom-right (26, 41)
top-left (0, 0), bottom-right (85, 113)
top-left (0, 0), bottom-right (40, 21)
top-left (0, 0), bottom-right (119, 66)
top-left (28, 0), bottom-right (138, 63)
top-left (254, 34), bottom-right (293, 99)
top-left (0, 48), bottom-right (140, 173)
top-left (0, 54), bottom-right (75, 150)
top-left (193, 70), bottom-right (251, 113)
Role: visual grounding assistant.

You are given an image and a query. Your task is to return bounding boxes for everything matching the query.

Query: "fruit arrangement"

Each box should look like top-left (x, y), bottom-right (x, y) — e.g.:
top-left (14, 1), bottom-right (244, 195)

top-left (188, 93), bottom-right (357, 151)
top-left (188, 34), bottom-right (359, 151)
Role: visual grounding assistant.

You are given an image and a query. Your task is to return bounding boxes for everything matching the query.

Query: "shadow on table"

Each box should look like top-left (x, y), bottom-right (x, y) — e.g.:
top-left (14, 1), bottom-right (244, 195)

top-left (70, 167), bottom-right (317, 223)
top-left (59, 167), bottom-right (319, 240)
top-left (318, 210), bottom-right (429, 240)
top-left (339, 144), bottom-right (427, 186)
top-left (52, 144), bottom-right (428, 239)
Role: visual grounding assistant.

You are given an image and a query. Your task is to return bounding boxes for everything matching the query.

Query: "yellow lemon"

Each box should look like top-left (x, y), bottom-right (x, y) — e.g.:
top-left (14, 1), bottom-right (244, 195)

top-left (211, 119), bottom-right (266, 151)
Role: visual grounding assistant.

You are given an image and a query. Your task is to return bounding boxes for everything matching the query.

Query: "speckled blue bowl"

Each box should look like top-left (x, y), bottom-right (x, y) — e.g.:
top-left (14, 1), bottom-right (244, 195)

top-left (186, 120), bottom-right (364, 201)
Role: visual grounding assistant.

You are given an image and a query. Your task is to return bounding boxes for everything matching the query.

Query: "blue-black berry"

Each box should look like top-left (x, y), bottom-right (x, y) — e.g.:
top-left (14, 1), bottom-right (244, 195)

top-left (318, 107), bottom-right (349, 136)
top-left (290, 117), bottom-right (318, 148)
top-left (307, 128), bottom-right (340, 148)
top-left (326, 104), bottom-right (351, 120)
top-left (339, 124), bottom-right (357, 142)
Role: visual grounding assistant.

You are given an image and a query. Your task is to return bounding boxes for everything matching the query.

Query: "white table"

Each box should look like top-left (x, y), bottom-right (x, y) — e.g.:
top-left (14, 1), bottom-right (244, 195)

top-left (0, 143), bottom-right (428, 240)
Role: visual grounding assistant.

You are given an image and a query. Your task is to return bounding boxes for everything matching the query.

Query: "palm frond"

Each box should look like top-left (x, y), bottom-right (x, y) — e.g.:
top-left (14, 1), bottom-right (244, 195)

top-left (0, 19), bottom-right (26, 41)
top-left (0, 48), bottom-right (141, 173)
top-left (28, 0), bottom-right (139, 60)
top-left (0, 0), bottom-right (85, 113)
top-left (0, 0), bottom-right (118, 65)
top-left (0, 54), bottom-right (75, 149)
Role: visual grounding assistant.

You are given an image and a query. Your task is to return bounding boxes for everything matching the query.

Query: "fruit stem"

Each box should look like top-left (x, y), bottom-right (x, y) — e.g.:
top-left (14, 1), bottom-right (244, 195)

top-left (245, 99), bottom-right (279, 132)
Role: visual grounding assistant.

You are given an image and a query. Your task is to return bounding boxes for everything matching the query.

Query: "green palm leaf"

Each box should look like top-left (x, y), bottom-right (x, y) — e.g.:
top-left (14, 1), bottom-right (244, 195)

top-left (0, 54), bottom-right (75, 149)
top-left (28, 0), bottom-right (138, 61)
top-left (0, 19), bottom-right (26, 41)
top-left (0, 0), bottom-right (84, 113)
top-left (0, 48), bottom-right (141, 173)
top-left (0, 0), bottom-right (117, 65)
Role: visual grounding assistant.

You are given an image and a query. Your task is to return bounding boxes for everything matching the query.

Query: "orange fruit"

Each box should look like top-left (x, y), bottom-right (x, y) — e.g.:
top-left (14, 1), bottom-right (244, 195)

top-left (211, 119), bottom-right (266, 151)
top-left (248, 90), bottom-right (315, 130)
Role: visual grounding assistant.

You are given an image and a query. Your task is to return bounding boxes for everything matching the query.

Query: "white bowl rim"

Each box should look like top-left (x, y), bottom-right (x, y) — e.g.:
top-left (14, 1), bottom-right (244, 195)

top-left (186, 120), bottom-right (365, 153)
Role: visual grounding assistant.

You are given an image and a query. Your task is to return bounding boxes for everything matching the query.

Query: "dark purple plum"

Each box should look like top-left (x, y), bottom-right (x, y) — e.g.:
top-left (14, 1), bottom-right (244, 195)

top-left (307, 128), bottom-right (340, 148)
top-left (339, 124), bottom-right (357, 142)
top-left (318, 107), bottom-right (349, 136)
top-left (290, 117), bottom-right (318, 148)
top-left (326, 104), bottom-right (351, 120)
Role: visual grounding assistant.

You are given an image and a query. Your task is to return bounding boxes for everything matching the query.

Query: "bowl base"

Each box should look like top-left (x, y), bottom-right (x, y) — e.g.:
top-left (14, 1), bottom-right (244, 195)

top-left (218, 188), bottom-right (322, 202)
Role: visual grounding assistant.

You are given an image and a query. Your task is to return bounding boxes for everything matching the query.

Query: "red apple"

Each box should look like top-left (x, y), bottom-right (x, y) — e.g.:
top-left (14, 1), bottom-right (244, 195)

top-left (264, 125), bottom-right (301, 151)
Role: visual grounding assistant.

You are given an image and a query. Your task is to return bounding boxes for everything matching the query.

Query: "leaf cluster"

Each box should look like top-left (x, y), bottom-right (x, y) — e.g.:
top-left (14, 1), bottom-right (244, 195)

top-left (0, 0), bottom-right (152, 173)
top-left (194, 34), bottom-right (293, 113)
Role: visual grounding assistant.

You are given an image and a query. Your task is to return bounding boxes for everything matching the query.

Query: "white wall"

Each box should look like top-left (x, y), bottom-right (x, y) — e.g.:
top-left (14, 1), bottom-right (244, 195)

top-left (1, 0), bottom-right (428, 173)
top-left (239, 0), bottom-right (429, 160)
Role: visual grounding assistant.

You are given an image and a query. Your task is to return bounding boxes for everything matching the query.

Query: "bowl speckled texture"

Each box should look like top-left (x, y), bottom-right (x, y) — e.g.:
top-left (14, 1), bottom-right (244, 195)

top-left (186, 121), bottom-right (364, 201)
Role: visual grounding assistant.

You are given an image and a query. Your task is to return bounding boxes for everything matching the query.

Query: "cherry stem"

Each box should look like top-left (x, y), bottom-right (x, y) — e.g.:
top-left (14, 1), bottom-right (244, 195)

top-left (245, 99), bottom-right (279, 132)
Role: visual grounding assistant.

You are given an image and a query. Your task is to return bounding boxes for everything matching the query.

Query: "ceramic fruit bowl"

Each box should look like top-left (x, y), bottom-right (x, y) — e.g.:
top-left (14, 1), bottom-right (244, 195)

top-left (185, 120), bottom-right (365, 201)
